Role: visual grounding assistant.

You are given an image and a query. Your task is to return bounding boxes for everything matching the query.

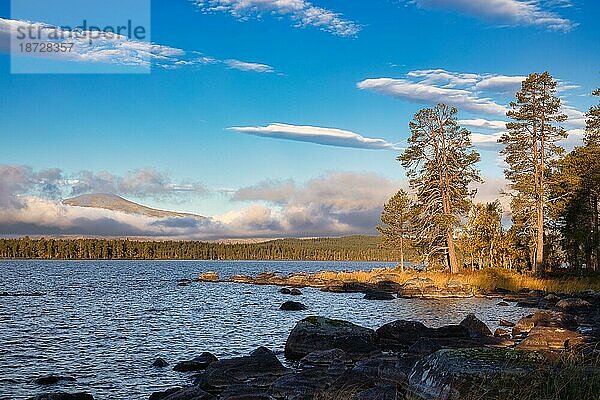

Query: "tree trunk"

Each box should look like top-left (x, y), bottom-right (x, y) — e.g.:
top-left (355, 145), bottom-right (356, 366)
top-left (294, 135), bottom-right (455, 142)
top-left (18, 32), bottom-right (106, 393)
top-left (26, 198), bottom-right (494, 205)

top-left (446, 229), bottom-right (458, 273)
top-left (399, 234), bottom-right (405, 272)
top-left (535, 199), bottom-right (544, 275)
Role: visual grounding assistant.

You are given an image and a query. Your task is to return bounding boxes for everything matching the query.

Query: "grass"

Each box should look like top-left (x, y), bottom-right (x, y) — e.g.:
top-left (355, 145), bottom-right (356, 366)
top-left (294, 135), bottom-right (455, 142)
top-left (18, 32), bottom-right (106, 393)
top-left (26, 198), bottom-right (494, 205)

top-left (311, 268), bottom-right (600, 293)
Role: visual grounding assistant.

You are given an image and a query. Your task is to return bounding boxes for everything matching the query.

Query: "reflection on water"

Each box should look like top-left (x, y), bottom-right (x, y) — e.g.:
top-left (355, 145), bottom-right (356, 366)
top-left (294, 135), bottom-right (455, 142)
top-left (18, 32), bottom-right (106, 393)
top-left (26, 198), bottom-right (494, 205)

top-left (0, 260), bottom-right (534, 400)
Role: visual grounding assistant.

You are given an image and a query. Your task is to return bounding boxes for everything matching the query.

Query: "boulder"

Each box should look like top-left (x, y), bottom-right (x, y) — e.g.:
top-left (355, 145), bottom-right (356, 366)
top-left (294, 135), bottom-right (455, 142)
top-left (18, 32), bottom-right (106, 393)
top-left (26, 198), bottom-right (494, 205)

top-left (279, 288), bottom-right (292, 294)
top-left (497, 301), bottom-right (509, 306)
top-left (26, 394), bottom-right (93, 400)
top-left (197, 272), bottom-right (219, 282)
top-left (280, 301), bottom-right (307, 311)
top-left (512, 310), bottom-right (578, 338)
top-left (173, 353), bottom-right (218, 372)
top-left (34, 375), bottom-right (76, 385)
top-left (149, 386), bottom-right (214, 400)
top-left (153, 357), bottom-right (169, 368)
top-left (459, 314), bottom-right (492, 338)
top-left (408, 348), bottom-right (537, 400)
top-left (499, 319), bottom-right (514, 327)
top-left (197, 347), bottom-right (288, 393)
top-left (299, 349), bottom-right (352, 369)
top-left (363, 291), bottom-right (395, 300)
top-left (290, 288), bottom-right (303, 296)
top-left (376, 320), bottom-right (429, 350)
top-left (285, 317), bottom-right (378, 360)
top-left (494, 328), bottom-right (510, 339)
top-left (408, 338), bottom-right (442, 355)
top-left (352, 354), bottom-right (416, 385)
top-left (516, 327), bottom-right (588, 350)
top-left (269, 368), bottom-right (337, 399)
top-left (556, 298), bottom-right (592, 310)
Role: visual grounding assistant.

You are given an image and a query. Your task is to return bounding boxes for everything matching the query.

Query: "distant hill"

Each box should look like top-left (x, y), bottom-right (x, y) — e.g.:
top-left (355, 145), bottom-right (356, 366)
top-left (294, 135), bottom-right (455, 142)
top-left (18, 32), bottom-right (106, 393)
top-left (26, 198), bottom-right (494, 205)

top-left (62, 194), bottom-right (205, 219)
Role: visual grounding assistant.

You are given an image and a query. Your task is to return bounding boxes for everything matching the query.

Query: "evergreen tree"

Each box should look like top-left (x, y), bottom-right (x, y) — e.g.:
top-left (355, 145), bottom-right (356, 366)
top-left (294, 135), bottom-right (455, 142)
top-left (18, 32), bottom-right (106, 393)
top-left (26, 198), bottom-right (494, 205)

top-left (461, 201), bottom-right (504, 269)
top-left (585, 87), bottom-right (600, 146)
top-left (377, 189), bottom-right (413, 271)
top-left (499, 72), bottom-right (567, 275)
top-left (399, 103), bottom-right (481, 273)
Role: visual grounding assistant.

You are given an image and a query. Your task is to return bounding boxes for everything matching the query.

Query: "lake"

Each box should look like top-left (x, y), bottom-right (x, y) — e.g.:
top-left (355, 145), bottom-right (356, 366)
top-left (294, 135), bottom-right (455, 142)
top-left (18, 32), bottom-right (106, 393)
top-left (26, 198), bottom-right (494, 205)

top-left (0, 260), bottom-right (535, 400)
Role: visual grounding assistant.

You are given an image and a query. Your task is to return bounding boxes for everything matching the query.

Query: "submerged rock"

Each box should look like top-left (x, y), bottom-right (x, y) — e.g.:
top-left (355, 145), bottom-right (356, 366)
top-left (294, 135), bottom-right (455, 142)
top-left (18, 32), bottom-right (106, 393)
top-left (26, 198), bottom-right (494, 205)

top-left (280, 301), bottom-right (307, 311)
top-left (152, 357), bottom-right (169, 368)
top-left (173, 353), bottom-right (218, 372)
top-left (34, 375), bottom-right (76, 385)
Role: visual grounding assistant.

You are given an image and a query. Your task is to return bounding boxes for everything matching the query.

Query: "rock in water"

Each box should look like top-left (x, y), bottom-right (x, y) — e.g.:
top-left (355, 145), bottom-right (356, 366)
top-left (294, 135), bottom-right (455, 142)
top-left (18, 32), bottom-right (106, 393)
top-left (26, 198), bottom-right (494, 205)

top-left (363, 291), bottom-right (395, 300)
top-left (173, 352), bottom-right (218, 372)
top-left (279, 288), bottom-right (292, 294)
top-left (149, 386), bottom-right (214, 400)
top-left (284, 316), bottom-right (378, 359)
top-left (290, 288), bottom-right (303, 296)
top-left (34, 375), bottom-right (77, 385)
top-left (197, 272), bottom-right (220, 282)
top-left (408, 348), bottom-right (537, 400)
top-left (459, 314), bottom-right (492, 338)
top-left (26, 393), bottom-right (93, 400)
top-left (152, 357), bottom-right (169, 368)
top-left (279, 301), bottom-right (307, 311)
top-left (196, 347), bottom-right (288, 393)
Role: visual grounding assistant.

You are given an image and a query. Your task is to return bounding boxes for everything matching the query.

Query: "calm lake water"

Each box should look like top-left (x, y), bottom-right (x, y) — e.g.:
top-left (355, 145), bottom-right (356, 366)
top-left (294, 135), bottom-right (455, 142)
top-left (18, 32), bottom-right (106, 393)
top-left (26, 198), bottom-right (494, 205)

top-left (0, 260), bottom-right (535, 400)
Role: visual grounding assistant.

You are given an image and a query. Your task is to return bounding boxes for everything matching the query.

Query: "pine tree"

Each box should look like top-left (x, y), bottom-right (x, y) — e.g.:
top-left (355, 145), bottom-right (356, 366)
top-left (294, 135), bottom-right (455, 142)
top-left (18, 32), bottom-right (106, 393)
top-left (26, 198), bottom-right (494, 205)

top-left (399, 103), bottom-right (481, 273)
top-left (377, 189), bottom-right (413, 271)
top-left (499, 72), bottom-right (567, 275)
top-left (585, 87), bottom-right (600, 146)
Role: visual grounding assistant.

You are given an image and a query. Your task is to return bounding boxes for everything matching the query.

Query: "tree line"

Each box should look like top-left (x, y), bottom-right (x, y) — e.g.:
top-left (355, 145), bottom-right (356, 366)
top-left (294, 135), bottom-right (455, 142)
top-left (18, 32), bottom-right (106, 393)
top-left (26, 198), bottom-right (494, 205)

top-left (378, 72), bottom-right (600, 275)
top-left (0, 236), bottom-right (399, 261)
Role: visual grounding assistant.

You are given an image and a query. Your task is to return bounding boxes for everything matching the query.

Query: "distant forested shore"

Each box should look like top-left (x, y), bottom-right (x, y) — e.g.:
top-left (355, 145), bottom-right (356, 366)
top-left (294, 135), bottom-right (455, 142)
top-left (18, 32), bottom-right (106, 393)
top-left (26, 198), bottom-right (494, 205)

top-left (0, 236), bottom-right (402, 261)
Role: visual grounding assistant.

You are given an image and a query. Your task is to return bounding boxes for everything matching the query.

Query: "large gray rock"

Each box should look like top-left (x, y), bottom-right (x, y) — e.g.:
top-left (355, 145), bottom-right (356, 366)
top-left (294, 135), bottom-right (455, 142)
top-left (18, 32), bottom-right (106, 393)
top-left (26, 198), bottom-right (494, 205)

top-left (284, 317), bottom-right (378, 360)
top-left (196, 347), bottom-right (288, 393)
top-left (459, 314), bottom-right (492, 338)
top-left (408, 348), bottom-right (537, 400)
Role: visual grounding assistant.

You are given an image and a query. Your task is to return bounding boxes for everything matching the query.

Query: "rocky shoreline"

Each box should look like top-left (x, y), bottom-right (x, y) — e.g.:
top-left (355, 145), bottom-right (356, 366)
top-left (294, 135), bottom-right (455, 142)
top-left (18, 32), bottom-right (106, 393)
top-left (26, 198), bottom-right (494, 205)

top-left (28, 272), bottom-right (599, 400)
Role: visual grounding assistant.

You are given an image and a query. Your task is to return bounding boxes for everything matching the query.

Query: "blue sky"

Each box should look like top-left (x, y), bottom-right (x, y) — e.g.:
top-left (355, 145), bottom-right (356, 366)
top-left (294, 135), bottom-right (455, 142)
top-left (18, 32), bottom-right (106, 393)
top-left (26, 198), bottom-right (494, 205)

top-left (0, 0), bottom-right (599, 238)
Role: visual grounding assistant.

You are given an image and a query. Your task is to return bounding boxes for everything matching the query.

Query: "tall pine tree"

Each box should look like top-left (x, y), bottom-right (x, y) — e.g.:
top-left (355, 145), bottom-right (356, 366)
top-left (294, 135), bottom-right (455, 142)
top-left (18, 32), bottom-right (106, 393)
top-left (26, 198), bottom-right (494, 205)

top-left (500, 72), bottom-right (567, 275)
top-left (400, 104), bottom-right (481, 273)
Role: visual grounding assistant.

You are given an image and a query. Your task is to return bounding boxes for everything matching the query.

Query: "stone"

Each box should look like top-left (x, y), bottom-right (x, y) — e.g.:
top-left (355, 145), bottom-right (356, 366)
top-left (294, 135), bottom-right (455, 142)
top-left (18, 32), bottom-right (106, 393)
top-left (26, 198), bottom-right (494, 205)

top-left (299, 349), bottom-right (352, 369)
top-left (512, 310), bottom-right (578, 338)
top-left (197, 272), bottom-right (219, 282)
top-left (149, 386), bottom-right (214, 400)
top-left (290, 288), bottom-right (303, 296)
top-left (34, 375), bottom-right (76, 385)
top-left (556, 298), bottom-right (592, 310)
top-left (280, 301), bottom-right (307, 311)
top-left (376, 320), bottom-right (429, 350)
top-left (269, 368), bottom-right (336, 399)
top-left (499, 319), bottom-right (514, 327)
top-left (408, 348), bottom-right (537, 400)
top-left (497, 301), bottom-right (509, 306)
top-left (197, 347), bottom-right (288, 393)
top-left (279, 288), bottom-right (292, 294)
top-left (173, 352), bottom-right (218, 372)
top-left (516, 327), bottom-right (588, 350)
top-left (153, 357), bottom-right (169, 368)
top-left (352, 354), bottom-right (415, 385)
top-left (494, 328), bottom-right (510, 338)
top-left (397, 277), bottom-right (437, 298)
top-left (408, 338), bottom-right (442, 355)
top-left (363, 290), bottom-right (395, 300)
top-left (285, 316), bottom-right (378, 360)
top-left (26, 394), bottom-right (93, 400)
top-left (459, 314), bottom-right (492, 338)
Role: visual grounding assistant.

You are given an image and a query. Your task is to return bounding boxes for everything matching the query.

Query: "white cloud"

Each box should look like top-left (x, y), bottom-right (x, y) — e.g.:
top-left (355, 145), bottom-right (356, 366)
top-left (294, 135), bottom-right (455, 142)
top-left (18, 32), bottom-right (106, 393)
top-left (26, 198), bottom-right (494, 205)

top-left (475, 75), bottom-right (526, 93)
top-left (459, 118), bottom-right (508, 131)
top-left (407, 0), bottom-right (576, 32)
top-left (357, 77), bottom-right (509, 116)
top-left (227, 123), bottom-right (401, 150)
top-left (194, 0), bottom-right (360, 36)
top-left (0, 18), bottom-right (275, 73)
top-left (470, 132), bottom-right (504, 151)
top-left (225, 59), bottom-right (275, 73)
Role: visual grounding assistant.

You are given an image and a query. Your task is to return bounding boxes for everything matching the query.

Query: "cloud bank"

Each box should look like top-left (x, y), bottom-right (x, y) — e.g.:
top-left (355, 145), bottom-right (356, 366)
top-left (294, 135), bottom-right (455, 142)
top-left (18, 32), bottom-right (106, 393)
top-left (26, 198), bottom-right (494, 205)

top-left (228, 123), bottom-right (400, 150)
